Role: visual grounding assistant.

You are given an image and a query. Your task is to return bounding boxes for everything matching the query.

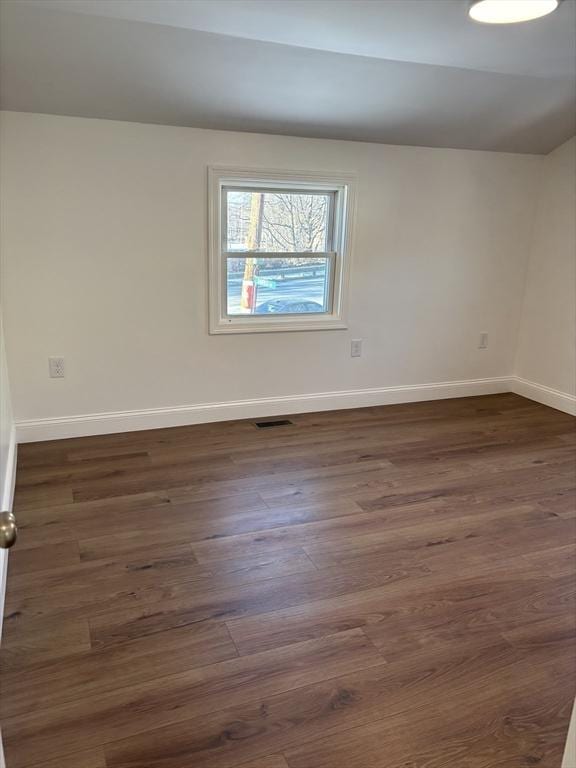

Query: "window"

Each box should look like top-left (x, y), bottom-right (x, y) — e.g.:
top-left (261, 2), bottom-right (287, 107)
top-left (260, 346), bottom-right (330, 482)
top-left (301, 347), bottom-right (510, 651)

top-left (208, 167), bottom-right (355, 333)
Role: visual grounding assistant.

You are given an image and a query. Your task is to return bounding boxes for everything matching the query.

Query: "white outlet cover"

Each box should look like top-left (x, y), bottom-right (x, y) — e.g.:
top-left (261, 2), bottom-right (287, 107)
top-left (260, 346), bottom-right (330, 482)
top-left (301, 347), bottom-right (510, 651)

top-left (351, 339), bottom-right (363, 357)
top-left (48, 357), bottom-right (65, 378)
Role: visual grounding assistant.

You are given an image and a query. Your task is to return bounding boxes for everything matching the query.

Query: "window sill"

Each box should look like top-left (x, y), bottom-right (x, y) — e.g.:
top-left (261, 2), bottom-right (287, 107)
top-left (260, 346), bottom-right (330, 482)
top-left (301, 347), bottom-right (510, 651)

top-left (209, 317), bottom-right (348, 334)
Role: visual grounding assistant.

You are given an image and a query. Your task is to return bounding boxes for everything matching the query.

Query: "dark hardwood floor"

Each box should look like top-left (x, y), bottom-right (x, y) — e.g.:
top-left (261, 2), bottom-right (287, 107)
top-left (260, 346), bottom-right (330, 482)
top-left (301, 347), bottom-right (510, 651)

top-left (1, 393), bottom-right (575, 768)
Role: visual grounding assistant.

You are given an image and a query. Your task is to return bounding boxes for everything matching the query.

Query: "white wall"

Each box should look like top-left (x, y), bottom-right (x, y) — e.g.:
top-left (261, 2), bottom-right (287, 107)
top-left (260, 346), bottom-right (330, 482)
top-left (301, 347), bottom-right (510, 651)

top-left (515, 137), bottom-right (576, 410)
top-left (0, 111), bottom-right (543, 437)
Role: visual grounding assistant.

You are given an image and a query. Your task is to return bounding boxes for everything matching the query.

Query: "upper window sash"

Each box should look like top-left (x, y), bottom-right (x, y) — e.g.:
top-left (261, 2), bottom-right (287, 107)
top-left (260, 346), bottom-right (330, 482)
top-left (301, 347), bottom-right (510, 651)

top-left (222, 186), bottom-right (337, 255)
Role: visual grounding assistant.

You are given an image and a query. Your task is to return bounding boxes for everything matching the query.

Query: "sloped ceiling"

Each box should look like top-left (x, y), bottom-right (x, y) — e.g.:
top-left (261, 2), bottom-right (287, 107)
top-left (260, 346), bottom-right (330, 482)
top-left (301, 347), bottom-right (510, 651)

top-left (1, 0), bottom-right (575, 153)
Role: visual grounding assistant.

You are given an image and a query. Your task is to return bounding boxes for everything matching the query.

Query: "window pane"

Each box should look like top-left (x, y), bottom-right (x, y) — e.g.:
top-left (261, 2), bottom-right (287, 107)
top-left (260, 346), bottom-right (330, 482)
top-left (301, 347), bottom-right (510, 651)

top-left (226, 257), bottom-right (331, 316)
top-left (226, 190), bottom-right (331, 252)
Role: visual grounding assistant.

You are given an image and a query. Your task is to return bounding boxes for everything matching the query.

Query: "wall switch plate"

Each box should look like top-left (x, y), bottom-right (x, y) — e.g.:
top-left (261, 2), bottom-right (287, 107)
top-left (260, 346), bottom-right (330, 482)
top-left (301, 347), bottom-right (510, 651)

top-left (48, 356), bottom-right (65, 378)
top-left (351, 339), bottom-right (363, 358)
top-left (478, 333), bottom-right (488, 350)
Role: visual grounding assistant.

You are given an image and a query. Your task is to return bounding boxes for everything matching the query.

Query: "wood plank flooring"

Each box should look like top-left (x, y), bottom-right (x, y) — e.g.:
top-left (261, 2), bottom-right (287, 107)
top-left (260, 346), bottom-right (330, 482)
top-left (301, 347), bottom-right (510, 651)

top-left (1, 393), bottom-right (575, 767)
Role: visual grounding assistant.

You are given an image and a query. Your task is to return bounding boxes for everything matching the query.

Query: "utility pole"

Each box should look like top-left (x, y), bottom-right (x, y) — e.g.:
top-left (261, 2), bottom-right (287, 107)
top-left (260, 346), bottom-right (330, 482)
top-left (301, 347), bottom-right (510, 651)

top-left (240, 192), bottom-right (264, 313)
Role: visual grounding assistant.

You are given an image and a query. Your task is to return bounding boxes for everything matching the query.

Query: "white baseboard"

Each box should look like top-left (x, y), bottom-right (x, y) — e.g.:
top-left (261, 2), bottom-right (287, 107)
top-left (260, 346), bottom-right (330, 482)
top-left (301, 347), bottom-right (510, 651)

top-left (510, 376), bottom-right (576, 416)
top-left (16, 376), bottom-right (512, 443)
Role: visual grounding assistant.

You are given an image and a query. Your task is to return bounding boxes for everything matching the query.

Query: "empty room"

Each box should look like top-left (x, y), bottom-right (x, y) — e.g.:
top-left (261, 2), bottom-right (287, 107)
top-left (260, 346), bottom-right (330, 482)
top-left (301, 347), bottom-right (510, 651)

top-left (0, 0), bottom-right (575, 766)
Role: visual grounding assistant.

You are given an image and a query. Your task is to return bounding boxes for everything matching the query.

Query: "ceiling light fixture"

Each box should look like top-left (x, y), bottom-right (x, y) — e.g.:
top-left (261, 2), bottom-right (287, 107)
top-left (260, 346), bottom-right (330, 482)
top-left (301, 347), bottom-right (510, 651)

top-left (469, 0), bottom-right (560, 24)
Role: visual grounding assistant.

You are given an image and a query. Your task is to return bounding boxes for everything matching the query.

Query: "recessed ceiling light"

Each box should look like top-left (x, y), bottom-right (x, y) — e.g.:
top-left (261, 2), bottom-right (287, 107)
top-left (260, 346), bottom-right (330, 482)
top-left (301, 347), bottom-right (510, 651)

top-left (469, 0), bottom-right (560, 24)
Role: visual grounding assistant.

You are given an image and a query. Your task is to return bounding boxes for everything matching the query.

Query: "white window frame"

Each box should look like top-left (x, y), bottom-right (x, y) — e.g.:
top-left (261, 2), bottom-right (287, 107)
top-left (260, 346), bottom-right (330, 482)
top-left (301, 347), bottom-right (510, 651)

top-left (208, 166), bottom-right (356, 334)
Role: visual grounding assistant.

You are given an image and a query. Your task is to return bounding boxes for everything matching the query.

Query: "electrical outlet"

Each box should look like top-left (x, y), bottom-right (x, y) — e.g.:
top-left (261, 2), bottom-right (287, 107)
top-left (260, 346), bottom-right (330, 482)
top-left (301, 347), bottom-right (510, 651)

top-left (48, 357), bottom-right (65, 378)
top-left (478, 333), bottom-right (488, 350)
top-left (351, 339), bottom-right (363, 358)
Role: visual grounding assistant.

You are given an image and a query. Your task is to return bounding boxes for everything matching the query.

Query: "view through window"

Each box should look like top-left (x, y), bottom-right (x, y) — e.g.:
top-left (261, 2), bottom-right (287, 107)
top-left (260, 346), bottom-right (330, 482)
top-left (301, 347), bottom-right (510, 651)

top-left (225, 189), bottom-right (334, 316)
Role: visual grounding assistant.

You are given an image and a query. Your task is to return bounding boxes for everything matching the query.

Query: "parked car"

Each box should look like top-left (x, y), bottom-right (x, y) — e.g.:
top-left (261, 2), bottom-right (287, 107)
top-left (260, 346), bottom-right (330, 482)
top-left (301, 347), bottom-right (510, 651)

top-left (255, 300), bottom-right (324, 314)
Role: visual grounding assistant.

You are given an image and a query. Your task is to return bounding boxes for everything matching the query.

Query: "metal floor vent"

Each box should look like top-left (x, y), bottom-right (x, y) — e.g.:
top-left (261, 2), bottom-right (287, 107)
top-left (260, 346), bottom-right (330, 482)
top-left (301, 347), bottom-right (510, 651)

top-left (255, 419), bottom-right (294, 429)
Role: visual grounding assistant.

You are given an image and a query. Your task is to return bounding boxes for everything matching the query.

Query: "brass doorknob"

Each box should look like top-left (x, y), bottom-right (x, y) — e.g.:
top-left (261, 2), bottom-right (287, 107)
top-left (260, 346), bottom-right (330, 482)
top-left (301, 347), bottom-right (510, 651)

top-left (0, 511), bottom-right (17, 549)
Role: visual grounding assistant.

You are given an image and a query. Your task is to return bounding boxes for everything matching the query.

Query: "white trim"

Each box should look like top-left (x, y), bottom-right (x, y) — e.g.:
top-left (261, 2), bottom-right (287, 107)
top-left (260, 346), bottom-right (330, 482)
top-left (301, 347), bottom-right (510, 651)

top-left (208, 316), bottom-right (349, 334)
top-left (14, 376), bottom-right (575, 443)
top-left (510, 376), bottom-right (576, 416)
top-left (207, 165), bottom-right (357, 334)
top-left (562, 699), bottom-right (576, 768)
top-left (0, 424), bottom-right (17, 645)
top-left (16, 377), bottom-right (511, 443)
top-left (1, 424), bottom-right (17, 513)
